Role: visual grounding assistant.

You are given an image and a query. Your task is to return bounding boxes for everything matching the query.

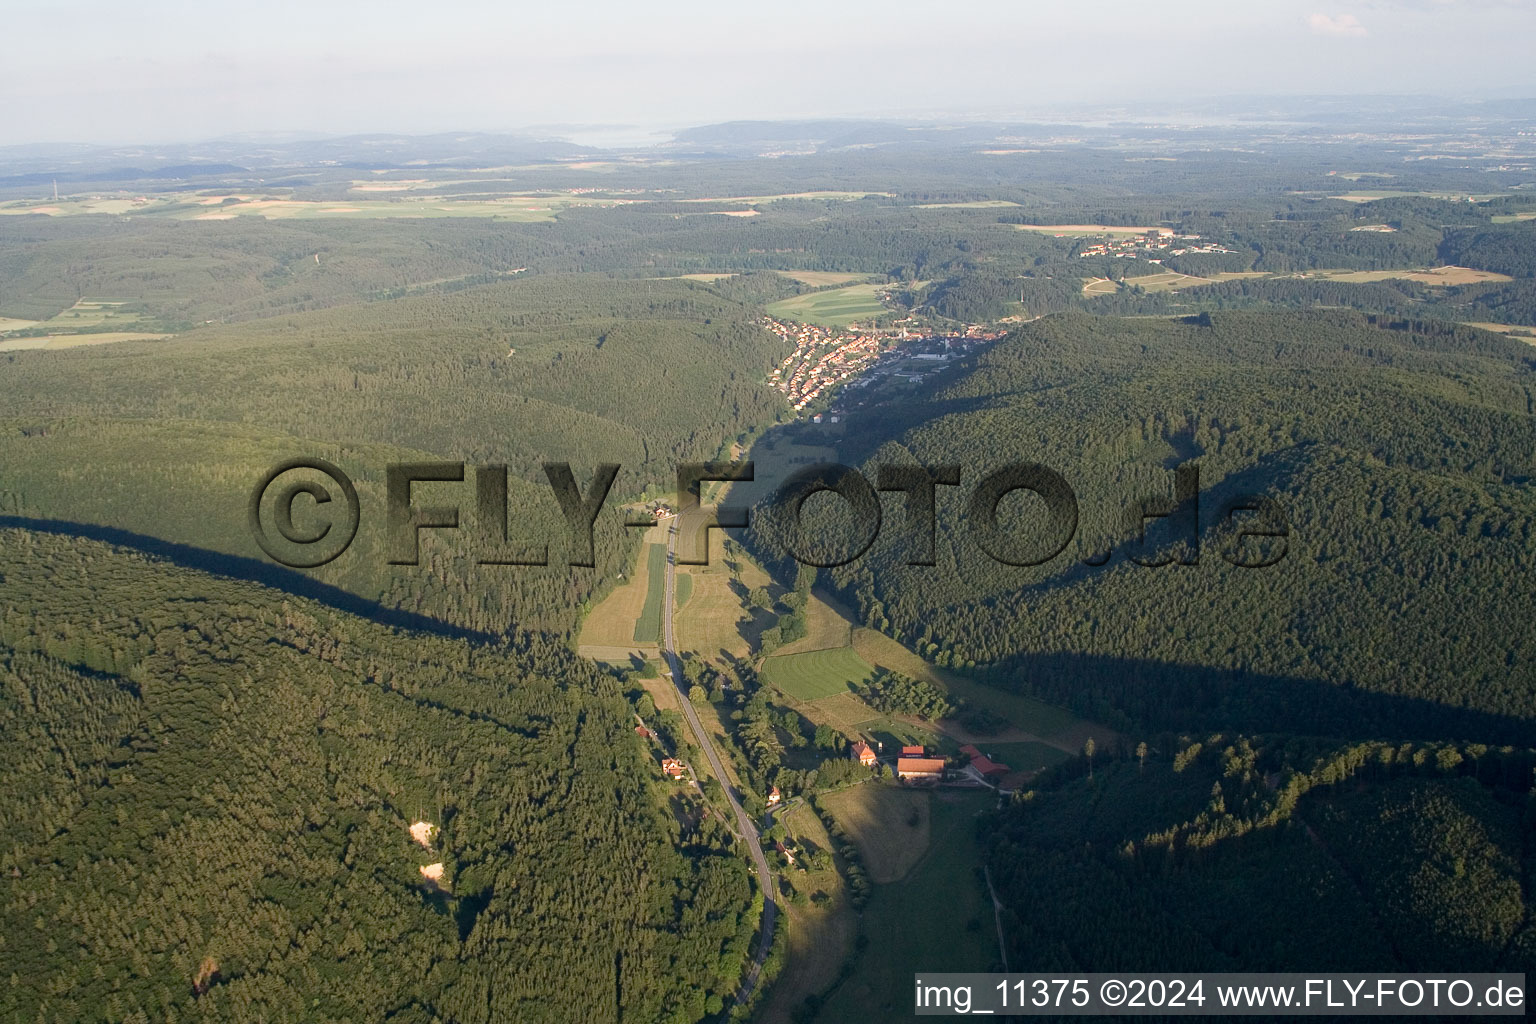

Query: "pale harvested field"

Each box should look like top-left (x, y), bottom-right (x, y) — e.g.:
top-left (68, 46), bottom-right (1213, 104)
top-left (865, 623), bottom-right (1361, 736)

top-left (666, 273), bottom-right (737, 282)
top-left (820, 784), bottom-right (930, 884)
top-left (350, 180), bottom-right (430, 192)
top-left (1013, 223), bottom-right (1164, 235)
top-left (1465, 322), bottom-right (1536, 343)
top-left (756, 803), bottom-right (858, 1024)
top-left (1492, 212), bottom-right (1536, 224)
top-left (914, 200), bottom-right (1021, 209)
top-left (1126, 271), bottom-right (1206, 293)
top-left (674, 531), bottom-right (776, 664)
top-left (708, 209), bottom-right (759, 217)
top-left (679, 191), bottom-right (891, 204)
top-left (1307, 265), bottom-right (1511, 286)
top-left (774, 271), bottom-right (871, 287)
top-left (0, 332), bottom-right (170, 351)
top-left (1329, 191), bottom-right (1502, 203)
top-left (1128, 271), bottom-right (1269, 293)
top-left (1081, 276), bottom-right (1118, 296)
top-left (0, 317), bottom-right (39, 331)
top-left (578, 524), bottom-right (666, 649)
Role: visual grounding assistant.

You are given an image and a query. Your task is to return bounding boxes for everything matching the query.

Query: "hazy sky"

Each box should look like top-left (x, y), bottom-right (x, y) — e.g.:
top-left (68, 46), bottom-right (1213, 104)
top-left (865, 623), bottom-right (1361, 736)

top-left (2, 0), bottom-right (1532, 144)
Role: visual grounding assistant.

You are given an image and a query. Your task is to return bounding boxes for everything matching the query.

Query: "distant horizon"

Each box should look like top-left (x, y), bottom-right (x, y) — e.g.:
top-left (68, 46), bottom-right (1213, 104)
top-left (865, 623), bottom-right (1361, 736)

top-left (3, 92), bottom-right (1535, 155)
top-left (4, 0), bottom-right (1534, 146)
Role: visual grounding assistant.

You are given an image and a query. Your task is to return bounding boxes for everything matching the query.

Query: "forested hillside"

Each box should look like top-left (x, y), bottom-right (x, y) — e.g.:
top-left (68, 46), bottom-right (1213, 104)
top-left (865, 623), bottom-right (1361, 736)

top-left (0, 274), bottom-right (789, 634)
top-left (988, 736), bottom-right (1535, 973)
top-left (0, 528), bottom-right (757, 1023)
top-left (753, 311), bottom-right (1536, 741)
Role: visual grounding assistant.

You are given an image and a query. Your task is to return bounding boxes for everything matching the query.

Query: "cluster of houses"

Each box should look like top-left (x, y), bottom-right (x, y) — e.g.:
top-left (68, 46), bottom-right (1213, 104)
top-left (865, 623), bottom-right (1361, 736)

top-left (847, 739), bottom-right (1012, 786)
top-left (762, 316), bottom-right (1003, 418)
top-left (1074, 227), bottom-right (1241, 260)
top-left (762, 317), bottom-right (889, 411)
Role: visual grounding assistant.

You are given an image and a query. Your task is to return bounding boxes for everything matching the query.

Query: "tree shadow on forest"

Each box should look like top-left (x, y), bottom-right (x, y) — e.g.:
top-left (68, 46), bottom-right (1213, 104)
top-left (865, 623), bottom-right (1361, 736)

top-left (990, 649), bottom-right (1535, 748)
top-left (726, 417), bottom-right (1536, 749)
top-left (0, 516), bottom-right (497, 645)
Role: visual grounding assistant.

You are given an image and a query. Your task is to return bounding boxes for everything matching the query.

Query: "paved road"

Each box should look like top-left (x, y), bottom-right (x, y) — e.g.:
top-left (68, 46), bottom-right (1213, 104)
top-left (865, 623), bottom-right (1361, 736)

top-left (662, 521), bottom-right (776, 1003)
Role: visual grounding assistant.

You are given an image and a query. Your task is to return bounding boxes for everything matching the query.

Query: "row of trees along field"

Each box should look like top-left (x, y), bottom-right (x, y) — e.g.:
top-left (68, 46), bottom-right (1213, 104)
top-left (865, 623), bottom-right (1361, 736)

top-left (0, 529), bottom-right (758, 1024)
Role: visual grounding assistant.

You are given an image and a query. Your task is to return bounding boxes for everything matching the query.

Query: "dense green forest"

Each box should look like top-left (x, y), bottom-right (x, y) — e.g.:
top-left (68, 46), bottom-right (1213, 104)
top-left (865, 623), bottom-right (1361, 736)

top-left (752, 311), bottom-right (1536, 742)
top-left (988, 735), bottom-right (1535, 973)
top-left (0, 529), bottom-right (758, 1023)
top-left (0, 274), bottom-right (790, 634)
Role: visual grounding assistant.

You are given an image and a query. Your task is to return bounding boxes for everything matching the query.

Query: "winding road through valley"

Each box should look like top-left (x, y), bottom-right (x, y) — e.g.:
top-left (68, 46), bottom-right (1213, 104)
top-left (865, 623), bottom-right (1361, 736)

top-left (661, 520), bottom-right (776, 1003)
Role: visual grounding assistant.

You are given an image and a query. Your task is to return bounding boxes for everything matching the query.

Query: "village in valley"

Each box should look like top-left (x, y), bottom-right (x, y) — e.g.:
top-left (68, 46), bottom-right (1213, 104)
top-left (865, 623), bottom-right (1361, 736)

top-left (760, 315), bottom-right (1002, 414)
top-left (1069, 226), bottom-right (1243, 261)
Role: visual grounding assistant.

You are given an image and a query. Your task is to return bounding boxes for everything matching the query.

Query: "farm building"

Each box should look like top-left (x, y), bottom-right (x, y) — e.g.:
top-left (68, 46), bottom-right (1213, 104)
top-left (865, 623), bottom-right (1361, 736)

top-left (900, 744), bottom-right (925, 757)
top-left (959, 744), bottom-right (1011, 778)
top-left (850, 741), bottom-right (877, 767)
top-left (896, 757), bottom-right (945, 782)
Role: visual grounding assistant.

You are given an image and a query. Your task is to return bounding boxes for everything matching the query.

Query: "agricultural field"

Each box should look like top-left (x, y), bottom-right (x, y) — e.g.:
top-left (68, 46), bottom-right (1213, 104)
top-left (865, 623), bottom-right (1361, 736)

top-left (0, 332), bottom-right (171, 351)
top-left (576, 527), bottom-right (666, 657)
top-left (756, 802), bottom-right (858, 1023)
top-left (1, 298), bottom-right (156, 332)
top-left (772, 591), bottom-right (854, 657)
top-left (0, 298), bottom-right (172, 351)
top-left (763, 283), bottom-right (890, 328)
top-left (674, 533), bottom-right (778, 665)
top-left (773, 271), bottom-right (874, 287)
top-left (0, 191), bottom-right (636, 222)
top-left (913, 200), bottom-right (1021, 209)
top-left (1465, 322), bottom-right (1536, 342)
top-left (850, 627), bottom-right (1091, 750)
top-left (1303, 265), bottom-right (1512, 286)
top-left (679, 191), bottom-right (890, 204)
top-left (1083, 271), bottom-right (1267, 296)
top-left (819, 783), bottom-right (931, 884)
top-left (1491, 212), bottom-right (1536, 223)
top-left (633, 543), bottom-right (668, 643)
top-left (1012, 223), bottom-right (1165, 235)
top-left (816, 789), bottom-right (999, 1022)
top-left (1326, 190), bottom-right (1504, 202)
top-left (760, 646), bottom-right (877, 701)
